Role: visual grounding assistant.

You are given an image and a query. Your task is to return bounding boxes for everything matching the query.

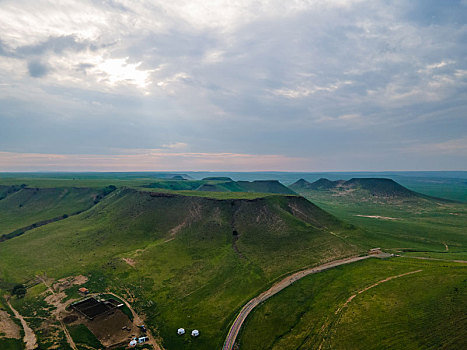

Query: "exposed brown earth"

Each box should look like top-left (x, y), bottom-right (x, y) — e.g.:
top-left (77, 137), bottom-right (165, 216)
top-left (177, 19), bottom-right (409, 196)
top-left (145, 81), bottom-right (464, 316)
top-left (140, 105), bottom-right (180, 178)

top-left (5, 298), bottom-right (37, 350)
top-left (355, 215), bottom-right (399, 220)
top-left (0, 308), bottom-right (21, 339)
top-left (122, 257), bottom-right (136, 267)
top-left (53, 275), bottom-right (89, 292)
top-left (106, 292), bottom-right (163, 350)
top-left (84, 309), bottom-right (138, 348)
top-left (40, 276), bottom-right (78, 350)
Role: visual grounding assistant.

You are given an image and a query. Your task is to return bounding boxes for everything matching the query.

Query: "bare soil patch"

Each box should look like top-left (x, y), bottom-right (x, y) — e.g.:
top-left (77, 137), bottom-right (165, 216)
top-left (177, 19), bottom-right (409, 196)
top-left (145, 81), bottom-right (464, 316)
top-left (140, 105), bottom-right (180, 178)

top-left (6, 299), bottom-right (37, 350)
top-left (53, 275), bottom-right (88, 292)
top-left (63, 315), bottom-right (78, 324)
top-left (85, 309), bottom-right (139, 347)
top-left (122, 257), bottom-right (136, 267)
top-left (0, 309), bottom-right (21, 339)
top-left (355, 215), bottom-right (399, 220)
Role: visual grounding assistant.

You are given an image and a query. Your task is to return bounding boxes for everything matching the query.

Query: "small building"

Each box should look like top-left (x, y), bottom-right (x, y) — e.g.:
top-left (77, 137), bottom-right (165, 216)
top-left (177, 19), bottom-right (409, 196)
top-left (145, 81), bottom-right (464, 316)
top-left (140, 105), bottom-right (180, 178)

top-left (78, 287), bottom-right (89, 295)
top-left (369, 248), bottom-right (382, 255)
top-left (129, 339), bottom-right (137, 347)
top-left (191, 329), bottom-right (200, 337)
top-left (138, 336), bottom-right (149, 344)
top-left (177, 328), bottom-right (185, 335)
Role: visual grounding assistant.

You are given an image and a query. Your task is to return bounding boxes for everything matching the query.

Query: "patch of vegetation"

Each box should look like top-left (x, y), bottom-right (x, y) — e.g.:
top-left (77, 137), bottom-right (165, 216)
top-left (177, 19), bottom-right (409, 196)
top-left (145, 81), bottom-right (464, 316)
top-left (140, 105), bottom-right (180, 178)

top-left (68, 324), bottom-right (103, 349)
top-left (0, 338), bottom-right (24, 350)
top-left (11, 284), bottom-right (26, 299)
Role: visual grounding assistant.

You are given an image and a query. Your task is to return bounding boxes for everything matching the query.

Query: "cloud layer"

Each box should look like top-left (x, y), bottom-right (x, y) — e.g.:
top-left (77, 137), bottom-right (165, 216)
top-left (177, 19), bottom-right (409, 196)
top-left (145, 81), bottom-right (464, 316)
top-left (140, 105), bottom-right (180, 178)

top-left (0, 0), bottom-right (466, 171)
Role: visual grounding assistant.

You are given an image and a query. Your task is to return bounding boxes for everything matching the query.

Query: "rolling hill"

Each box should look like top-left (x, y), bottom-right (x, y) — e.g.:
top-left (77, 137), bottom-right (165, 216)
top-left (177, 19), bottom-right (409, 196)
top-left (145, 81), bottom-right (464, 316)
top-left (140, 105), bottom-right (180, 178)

top-left (0, 185), bottom-right (115, 239)
top-left (0, 187), bottom-right (362, 349)
top-left (291, 177), bottom-right (420, 199)
top-left (291, 177), bottom-right (467, 255)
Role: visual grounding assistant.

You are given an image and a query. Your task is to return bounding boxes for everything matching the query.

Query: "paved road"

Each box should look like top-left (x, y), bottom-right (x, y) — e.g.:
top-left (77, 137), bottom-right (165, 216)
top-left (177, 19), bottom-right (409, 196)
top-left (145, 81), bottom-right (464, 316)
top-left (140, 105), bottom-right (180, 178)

top-left (222, 255), bottom-right (372, 350)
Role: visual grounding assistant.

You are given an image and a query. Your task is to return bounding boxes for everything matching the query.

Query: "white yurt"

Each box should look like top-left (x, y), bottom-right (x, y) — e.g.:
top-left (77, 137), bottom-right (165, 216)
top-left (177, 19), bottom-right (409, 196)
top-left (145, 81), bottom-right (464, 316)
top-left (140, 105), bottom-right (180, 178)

top-left (178, 328), bottom-right (185, 335)
top-left (191, 329), bottom-right (200, 337)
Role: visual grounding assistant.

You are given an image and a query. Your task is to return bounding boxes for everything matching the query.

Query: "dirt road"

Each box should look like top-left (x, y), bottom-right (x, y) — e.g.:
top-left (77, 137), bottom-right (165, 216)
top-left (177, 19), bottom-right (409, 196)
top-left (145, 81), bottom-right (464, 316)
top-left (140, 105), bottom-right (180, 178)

top-left (107, 292), bottom-right (163, 350)
top-left (222, 255), bottom-right (372, 350)
top-left (401, 255), bottom-right (467, 264)
top-left (5, 298), bottom-right (37, 350)
top-left (39, 277), bottom-right (78, 350)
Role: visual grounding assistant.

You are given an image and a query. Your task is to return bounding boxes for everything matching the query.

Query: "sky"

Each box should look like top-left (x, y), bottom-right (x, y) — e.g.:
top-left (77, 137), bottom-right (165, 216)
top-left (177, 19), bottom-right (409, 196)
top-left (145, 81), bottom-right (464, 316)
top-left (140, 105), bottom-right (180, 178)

top-left (0, 0), bottom-right (466, 172)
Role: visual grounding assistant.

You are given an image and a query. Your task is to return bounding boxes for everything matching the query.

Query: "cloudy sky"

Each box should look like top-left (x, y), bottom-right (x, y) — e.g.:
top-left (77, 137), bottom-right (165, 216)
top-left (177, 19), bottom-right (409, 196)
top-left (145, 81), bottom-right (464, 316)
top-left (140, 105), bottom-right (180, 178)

top-left (0, 0), bottom-right (466, 171)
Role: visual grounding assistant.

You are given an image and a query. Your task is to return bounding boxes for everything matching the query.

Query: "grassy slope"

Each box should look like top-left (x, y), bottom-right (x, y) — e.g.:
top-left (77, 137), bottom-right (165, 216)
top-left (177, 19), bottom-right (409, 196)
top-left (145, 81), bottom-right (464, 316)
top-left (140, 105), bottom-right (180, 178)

top-left (0, 339), bottom-right (24, 350)
top-left (239, 257), bottom-right (467, 350)
top-left (0, 187), bottom-right (105, 236)
top-left (0, 188), bottom-right (361, 349)
top-left (294, 188), bottom-right (467, 256)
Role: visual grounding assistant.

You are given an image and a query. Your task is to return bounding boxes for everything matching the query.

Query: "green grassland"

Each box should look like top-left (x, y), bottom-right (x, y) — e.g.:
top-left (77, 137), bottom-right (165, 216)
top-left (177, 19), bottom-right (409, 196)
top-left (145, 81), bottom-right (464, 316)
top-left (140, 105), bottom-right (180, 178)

top-left (0, 338), bottom-right (24, 350)
top-left (291, 179), bottom-right (467, 256)
top-left (1, 175), bottom-right (465, 349)
top-left (0, 187), bottom-right (361, 349)
top-left (238, 257), bottom-right (467, 349)
top-left (68, 324), bottom-right (103, 349)
top-left (0, 186), bottom-right (107, 237)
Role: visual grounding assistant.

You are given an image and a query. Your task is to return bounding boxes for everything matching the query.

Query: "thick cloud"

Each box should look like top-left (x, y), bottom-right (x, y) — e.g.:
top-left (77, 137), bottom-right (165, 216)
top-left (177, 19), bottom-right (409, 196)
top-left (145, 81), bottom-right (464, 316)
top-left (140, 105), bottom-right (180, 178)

top-left (0, 0), bottom-right (466, 171)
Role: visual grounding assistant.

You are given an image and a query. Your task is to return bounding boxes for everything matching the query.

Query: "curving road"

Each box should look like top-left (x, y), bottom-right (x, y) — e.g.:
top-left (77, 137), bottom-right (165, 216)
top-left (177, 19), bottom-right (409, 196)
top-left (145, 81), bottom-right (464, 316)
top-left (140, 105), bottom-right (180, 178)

top-left (222, 255), bottom-right (372, 350)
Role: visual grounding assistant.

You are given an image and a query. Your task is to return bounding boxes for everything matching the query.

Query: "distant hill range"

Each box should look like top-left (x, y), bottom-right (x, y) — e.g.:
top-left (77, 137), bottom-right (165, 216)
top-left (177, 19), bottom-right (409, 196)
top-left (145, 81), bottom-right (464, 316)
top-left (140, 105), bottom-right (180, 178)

top-left (145, 179), bottom-right (296, 195)
top-left (290, 178), bottom-right (418, 198)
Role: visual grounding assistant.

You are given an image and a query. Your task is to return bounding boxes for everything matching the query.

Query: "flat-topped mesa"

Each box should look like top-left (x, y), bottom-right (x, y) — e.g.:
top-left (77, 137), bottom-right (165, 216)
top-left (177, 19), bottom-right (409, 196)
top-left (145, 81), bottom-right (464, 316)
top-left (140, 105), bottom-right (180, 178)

top-left (202, 177), bottom-right (234, 182)
top-left (309, 178), bottom-right (344, 190)
top-left (236, 180), bottom-right (296, 195)
top-left (343, 178), bottom-right (416, 197)
top-left (144, 179), bottom-right (294, 195)
top-left (291, 177), bottom-right (418, 198)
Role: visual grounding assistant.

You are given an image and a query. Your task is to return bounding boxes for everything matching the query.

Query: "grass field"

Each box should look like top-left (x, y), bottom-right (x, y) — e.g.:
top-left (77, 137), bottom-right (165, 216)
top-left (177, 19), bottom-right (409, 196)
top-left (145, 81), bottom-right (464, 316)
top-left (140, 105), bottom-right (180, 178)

top-left (0, 338), bottom-right (24, 350)
top-left (294, 187), bottom-right (467, 256)
top-left (0, 187), bottom-right (361, 349)
top-left (0, 174), bottom-right (465, 349)
top-left (0, 186), bottom-right (104, 236)
top-left (68, 324), bottom-right (103, 349)
top-left (239, 257), bottom-right (467, 349)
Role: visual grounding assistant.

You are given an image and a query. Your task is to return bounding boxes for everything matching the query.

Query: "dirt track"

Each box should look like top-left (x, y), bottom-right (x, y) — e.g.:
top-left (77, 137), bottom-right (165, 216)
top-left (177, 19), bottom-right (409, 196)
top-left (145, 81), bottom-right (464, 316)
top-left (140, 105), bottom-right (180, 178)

top-left (401, 255), bottom-right (467, 264)
top-left (335, 269), bottom-right (422, 315)
top-left (5, 298), bottom-right (37, 350)
top-left (0, 308), bottom-right (21, 339)
top-left (40, 276), bottom-right (78, 350)
top-left (107, 292), bottom-right (163, 350)
top-left (222, 255), bottom-right (372, 350)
